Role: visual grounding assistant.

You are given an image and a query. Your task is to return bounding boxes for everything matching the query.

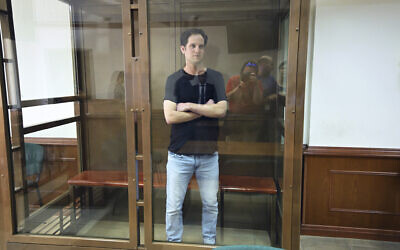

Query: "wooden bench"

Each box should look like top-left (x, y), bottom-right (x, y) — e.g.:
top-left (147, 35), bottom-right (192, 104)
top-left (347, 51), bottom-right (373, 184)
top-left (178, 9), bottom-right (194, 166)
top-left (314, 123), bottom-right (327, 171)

top-left (68, 170), bottom-right (277, 242)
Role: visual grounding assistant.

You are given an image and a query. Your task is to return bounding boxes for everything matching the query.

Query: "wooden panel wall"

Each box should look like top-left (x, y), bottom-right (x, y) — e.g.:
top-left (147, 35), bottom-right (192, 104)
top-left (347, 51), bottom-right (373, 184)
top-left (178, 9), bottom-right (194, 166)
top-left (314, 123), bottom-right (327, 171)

top-left (84, 100), bottom-right (127, 171)
top-left (301, 146), bottom-right (400, 241)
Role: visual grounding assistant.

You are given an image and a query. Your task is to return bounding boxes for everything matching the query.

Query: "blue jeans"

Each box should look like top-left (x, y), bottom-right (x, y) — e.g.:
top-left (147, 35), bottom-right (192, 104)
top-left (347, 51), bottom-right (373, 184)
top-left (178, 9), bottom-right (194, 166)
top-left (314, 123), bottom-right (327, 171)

top-left (166, 151), bottom-right (219, 245)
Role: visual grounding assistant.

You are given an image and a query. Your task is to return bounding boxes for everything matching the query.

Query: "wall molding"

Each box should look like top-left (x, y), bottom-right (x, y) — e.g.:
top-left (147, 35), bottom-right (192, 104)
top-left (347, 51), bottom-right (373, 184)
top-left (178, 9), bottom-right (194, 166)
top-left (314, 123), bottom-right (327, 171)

top-left (25, 137), bottom-right (77, 146)
top-left (328, 170), bottom-right (400, 216)
top-left (301, 224), bottom-right (400, 242)
top-left (303, 145), bottom-right (400, 158)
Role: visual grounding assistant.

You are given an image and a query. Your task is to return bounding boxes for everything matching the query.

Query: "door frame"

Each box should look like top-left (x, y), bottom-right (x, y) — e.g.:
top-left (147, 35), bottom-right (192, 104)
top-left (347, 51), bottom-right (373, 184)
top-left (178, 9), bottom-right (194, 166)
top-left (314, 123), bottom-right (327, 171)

top-left (0, 0), bottom-right (139, 249)
top-left (137, 0), bottom-right (311, 249)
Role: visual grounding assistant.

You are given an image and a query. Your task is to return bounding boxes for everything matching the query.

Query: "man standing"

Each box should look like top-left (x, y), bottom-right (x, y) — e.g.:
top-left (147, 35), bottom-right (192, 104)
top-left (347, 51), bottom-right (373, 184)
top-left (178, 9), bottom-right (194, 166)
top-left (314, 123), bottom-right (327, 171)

top-left (163, 28), bottom-right (227, 245)
top-left (257, 55), bottom-right (280, 142)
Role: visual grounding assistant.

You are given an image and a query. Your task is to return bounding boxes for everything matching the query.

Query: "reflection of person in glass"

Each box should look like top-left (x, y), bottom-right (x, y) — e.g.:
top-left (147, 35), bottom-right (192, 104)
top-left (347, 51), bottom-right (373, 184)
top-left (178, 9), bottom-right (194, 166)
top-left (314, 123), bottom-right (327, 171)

top-left (258, 55), bottom-right (278, 102)
top-left (276, 61), bottom-right (287, 142)
top-left (224, 60), bottom-right (263, 141)
top-left (163, 28), bottom-right (227, 245)
top-left (257, 55), bottom-right (280, 142)
top-left (226, 60), bottom-right (263, 114)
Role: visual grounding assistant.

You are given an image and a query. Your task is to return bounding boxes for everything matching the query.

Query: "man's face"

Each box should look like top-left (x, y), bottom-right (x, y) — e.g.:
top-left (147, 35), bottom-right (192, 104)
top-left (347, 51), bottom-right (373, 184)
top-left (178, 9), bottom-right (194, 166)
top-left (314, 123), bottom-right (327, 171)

top-left (180, 34), bottom-right (205, 65)
top-left (258, 62), bottom-right (272, 77)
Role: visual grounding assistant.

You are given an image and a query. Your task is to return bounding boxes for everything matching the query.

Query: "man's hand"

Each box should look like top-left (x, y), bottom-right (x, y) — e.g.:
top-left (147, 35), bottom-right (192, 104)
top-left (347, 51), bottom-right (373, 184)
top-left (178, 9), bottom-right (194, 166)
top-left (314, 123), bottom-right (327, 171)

top-left (177, 99), bottom-right (214, 112)
top-left (176, 102), bottom-right (192, 112)
top-left (187, 100), bottom-right (227, 118)
top-left (163, 100), bottom-right (201, 124)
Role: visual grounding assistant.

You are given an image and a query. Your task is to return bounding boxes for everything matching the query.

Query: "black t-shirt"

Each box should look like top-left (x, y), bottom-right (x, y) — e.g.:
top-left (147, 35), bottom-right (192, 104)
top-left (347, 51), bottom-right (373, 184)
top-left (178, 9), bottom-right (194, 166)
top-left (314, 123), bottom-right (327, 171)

top-left (164, 69), bottom-right (226, 154)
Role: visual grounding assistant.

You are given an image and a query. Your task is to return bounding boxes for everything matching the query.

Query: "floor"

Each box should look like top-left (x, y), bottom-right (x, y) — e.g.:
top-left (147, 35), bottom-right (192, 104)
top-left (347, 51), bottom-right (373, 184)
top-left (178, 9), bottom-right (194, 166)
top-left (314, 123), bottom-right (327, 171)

top-left (25, 188), bottom-right (400, 249)
top-left (151, 223), bottom-right (270, 246)
top-left (300, 236), bottom-right (400, 250)
top-left (26, 205), bottom-right (400, 249)
top-left (73, 216), bottom-right (400, 250)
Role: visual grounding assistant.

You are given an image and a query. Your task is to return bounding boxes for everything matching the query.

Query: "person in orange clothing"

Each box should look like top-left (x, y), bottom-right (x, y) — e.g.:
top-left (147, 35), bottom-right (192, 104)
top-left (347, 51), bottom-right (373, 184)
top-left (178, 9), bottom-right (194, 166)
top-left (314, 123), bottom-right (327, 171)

top-left (224, 60), bottom-right (263, 141)
top-left (226, 60), bottom-right (263, 114)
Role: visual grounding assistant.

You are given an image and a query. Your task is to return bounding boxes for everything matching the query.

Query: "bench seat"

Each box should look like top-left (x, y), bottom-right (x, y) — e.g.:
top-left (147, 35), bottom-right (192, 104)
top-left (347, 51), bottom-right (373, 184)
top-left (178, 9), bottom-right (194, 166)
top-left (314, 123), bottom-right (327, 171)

top-left (68, 170), bottom-right (277, 194)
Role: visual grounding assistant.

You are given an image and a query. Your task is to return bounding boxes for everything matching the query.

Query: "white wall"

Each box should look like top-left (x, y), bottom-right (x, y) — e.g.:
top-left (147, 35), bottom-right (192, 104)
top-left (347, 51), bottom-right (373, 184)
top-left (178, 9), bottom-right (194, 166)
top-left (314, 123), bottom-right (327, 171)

top-left (305, 0), bottom-right (400, 148)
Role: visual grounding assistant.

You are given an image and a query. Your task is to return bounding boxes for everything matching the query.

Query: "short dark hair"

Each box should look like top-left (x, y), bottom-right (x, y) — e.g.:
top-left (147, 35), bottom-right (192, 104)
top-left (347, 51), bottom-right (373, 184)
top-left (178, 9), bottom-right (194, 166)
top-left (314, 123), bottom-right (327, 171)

top-left (180, 28), bottom-right (208, 47)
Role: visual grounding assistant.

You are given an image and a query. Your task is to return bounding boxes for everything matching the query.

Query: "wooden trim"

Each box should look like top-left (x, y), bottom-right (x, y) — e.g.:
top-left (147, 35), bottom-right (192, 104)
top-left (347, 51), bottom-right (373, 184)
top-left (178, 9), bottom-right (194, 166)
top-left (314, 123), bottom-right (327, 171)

top-left (15, 96), bottom-right (79, 109)
top-left (150, 242), bottom-right (215, 250)
top-left (329, 169), bottom-right (400, 177)
top-left (282, 0), bottom-right (304, 248)
top-left (0, 13), bottom-right (14, 248)
top-left (0, 10), bottom-right (8, 16)
top-left (329, 208), bottom-right (400, 216)
top-left (136, 0), bottom-right (153, 247)
top-left (8, 242), bottom-right (128, 250)
top-left (8, 234), bottom-right (132, 249)
top-left (304, 146), bottom-right (400, 158)
top-left (301, 224), bottom-right (400, 242)
top-left (72, 22), bottom-right (122, 29)
top-left (24, 137), bottom-right (77, 146)
top-left (23, 116), bottom-right (80, 135)
top-left (122, 0), bottom-right (139, 247)
top-left (290, 0), bottom-right (311, 248)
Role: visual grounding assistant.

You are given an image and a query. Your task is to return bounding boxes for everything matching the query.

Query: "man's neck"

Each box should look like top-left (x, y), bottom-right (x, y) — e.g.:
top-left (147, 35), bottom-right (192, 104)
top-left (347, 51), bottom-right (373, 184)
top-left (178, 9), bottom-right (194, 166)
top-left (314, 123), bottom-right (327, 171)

top-left (184, 63), bottom-right (206, 75)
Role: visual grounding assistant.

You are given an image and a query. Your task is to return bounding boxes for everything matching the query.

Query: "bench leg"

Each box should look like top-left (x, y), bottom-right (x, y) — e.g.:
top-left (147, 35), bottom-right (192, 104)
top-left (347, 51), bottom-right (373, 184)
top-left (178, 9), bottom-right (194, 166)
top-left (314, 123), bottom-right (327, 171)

top-left (269, 194), bottom-right (277, 245)
top-left (59, 206), bottom-right (64, 234)
top-left (88, 187), bottom-right (94, 206)
top-left (70, 186), bottom-right (77, 233)
top-left (71, 186), bottom-right (76, 221)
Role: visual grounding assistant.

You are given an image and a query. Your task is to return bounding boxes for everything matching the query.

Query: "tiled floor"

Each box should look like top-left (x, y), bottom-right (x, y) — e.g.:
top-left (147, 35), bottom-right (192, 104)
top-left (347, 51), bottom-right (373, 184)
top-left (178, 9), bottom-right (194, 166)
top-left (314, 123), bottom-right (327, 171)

top-left (77, 217), bottom-right (400, 250)
top-left (151, 223), bottom-right (270, 246)
top-left (300, 236), bottom-right (400, 250)
top-left (26, 189), bottom-right (400, 249)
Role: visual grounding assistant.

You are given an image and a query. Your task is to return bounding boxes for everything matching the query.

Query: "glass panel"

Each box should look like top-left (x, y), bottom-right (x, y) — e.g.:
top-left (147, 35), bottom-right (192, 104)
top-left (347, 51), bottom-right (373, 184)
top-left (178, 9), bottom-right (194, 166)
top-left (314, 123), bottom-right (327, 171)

top-left (149, 0), bottom-right (290, 247)
top-left (70, 0), bottom-right (130, 240)
top-left (11, 0), bottom-right (75, 100)
top-left (0, 14), bottom-right (14, 61)
top-left (13, 123), bottom-right (80, 234)
top-left (4, 62), bottom-right (19, 106)
top-left (22, 102), bottom-right (77, 128)
top-left (7, 0), bottom-right (131, 240)
top-left (0, 14), bottom-right (19, 106)
top-left (13, 123), bottom-right (129, 239)
top-left (0, 0), bottom-right (7, 11)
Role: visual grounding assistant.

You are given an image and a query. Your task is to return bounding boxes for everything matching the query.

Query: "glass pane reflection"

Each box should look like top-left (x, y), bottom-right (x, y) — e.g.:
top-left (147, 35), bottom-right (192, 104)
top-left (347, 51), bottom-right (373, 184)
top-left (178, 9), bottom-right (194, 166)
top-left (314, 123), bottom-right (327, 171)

top-left (11, 0), bottom-right (75, 100)
top-left (8, 0), bottom-right (130, 240)
top-left (149, 0), bottom-right (289, 247)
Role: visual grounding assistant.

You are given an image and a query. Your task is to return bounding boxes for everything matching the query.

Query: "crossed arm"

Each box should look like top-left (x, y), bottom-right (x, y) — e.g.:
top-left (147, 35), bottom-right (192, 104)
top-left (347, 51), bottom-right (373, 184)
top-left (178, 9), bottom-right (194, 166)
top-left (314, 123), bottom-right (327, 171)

top-left (163, 99), bottom-right (227, 124)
